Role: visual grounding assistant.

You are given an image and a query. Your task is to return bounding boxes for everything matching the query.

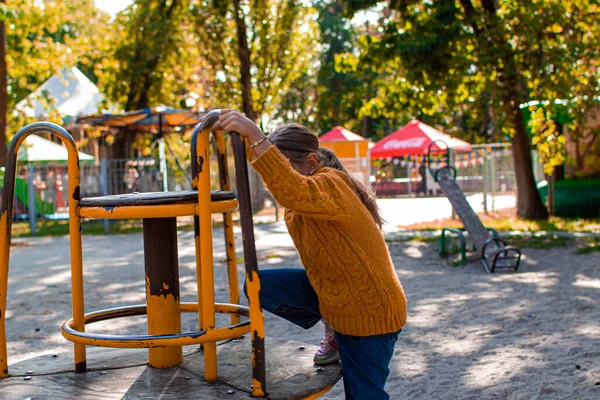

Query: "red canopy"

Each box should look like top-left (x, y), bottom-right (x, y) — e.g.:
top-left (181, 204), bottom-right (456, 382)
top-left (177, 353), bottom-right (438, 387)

top-left (320, 126), bottom-right (365, 142)
top-left (370, 120), bottom-right (471, 159)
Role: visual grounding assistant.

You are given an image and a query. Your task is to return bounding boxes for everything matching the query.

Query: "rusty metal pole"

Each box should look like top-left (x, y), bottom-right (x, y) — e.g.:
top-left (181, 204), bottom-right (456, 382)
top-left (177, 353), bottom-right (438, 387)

top-left (143, 217), bottom-right (182, 368)
top-left (231, 133), bottom-right (266, 397)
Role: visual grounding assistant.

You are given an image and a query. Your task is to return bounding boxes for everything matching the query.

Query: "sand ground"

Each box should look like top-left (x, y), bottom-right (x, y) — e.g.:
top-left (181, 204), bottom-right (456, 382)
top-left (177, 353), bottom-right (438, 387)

top-left (4, 221), bottom-right (600, 399)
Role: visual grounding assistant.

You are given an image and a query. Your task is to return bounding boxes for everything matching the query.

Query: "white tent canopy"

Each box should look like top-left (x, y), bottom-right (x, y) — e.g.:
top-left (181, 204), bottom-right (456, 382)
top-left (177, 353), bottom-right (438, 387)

top-left (14, 67), bottom-right (104, 118)
top-left (18, 135), bottom-right (95, 165)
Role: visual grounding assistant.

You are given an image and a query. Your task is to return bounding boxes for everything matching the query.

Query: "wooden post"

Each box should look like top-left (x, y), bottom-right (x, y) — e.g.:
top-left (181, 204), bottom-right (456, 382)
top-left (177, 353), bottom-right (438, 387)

top-left (482, 153), bottom-right (488, 214)
top-left (548, 172), bottom-right (555, 217)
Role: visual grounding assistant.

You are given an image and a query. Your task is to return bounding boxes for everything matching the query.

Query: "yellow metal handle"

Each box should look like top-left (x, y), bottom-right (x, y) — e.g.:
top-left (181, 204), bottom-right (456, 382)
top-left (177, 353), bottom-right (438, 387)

top-left (0, 122), bottom-right (85, 376)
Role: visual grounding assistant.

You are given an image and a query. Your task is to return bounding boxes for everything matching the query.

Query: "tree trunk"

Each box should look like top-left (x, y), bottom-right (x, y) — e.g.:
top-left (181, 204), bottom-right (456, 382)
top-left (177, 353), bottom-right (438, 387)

top-left (0, 0), bottom-right (8, 168)
top-left (360, 115), bottom-right (368, 137)
top-left (231, 0), bottom-right (263, 212)
top-left (510, 103), bottom-right (549, 219)
top-left (232, 0), bottom-right (257, 122)
top-left (136, 72), bottom-right (154, 110)
top-left (460, 0), bottom-right (549, 220)
top-left (547, 171), bottom-right (555, 217)
top-left (125, 0), bottom-right (179, 112)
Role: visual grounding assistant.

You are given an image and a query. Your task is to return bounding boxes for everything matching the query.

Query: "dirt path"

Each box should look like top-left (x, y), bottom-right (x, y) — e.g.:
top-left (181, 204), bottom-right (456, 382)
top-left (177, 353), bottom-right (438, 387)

top-left (4, 223), bottom-right (599, 399)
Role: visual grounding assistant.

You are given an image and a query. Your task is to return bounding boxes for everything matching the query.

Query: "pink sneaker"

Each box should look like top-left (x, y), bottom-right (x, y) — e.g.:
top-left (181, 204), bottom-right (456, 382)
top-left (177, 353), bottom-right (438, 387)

top-left (313, 322), bottom-right (340, 365)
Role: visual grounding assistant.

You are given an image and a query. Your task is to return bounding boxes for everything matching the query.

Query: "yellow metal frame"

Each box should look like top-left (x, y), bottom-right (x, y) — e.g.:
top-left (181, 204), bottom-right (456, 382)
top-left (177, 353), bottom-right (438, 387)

top-left (60, 303), bottom-right (251, 348)
top-left (0, 122), bottom-right (86, 376)
top-left (78, 199), bottom-right (238, 219)
top-left (194, 124), bottom-right (219, 381)
top-left (193, 112), bottom-right (267, 397)
top-left (0, 117), bottom-right (329, 399)
top-left (0, 122), bottom-right (248, 379)
top-left (300, 386), bottom-right (337, 400)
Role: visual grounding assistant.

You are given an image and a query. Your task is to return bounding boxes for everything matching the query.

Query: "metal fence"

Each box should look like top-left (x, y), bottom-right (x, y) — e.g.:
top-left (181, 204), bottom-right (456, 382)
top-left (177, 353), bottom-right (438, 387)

top-left (337, 157), bottom-right (371, 188)
top-left (0, 160), bottom-right (184, 234)
top-left (0, 138), bottom-right (268, 234)
top-left (3, 142), bottom-right (550, 234)
top-left (371, 144), bottom-right (546, 211)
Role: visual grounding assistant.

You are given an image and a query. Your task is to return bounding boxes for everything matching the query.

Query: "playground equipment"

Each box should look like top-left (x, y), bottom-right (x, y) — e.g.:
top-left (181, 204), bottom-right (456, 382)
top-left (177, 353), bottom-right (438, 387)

top-left (0, 115), bottom-right (341, 398)
top-left (427, 141), bottom-right (522, 273)
top-left (0, 169), bottom-right (56, 216)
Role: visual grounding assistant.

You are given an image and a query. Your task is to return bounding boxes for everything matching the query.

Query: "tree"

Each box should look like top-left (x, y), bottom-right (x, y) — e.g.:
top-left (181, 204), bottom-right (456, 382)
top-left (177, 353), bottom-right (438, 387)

top-left (97, 0), bottom-right (205, 163)
top-left (0, 0), bottom-right (9, 166)
top-left (5, 0), bottom-right (112, 138)
top-left (310, 1), bottom-right (405, 138)
top-left (312, 0), bottom-right (371, 136)
top-left (191, 0), bottom-right (318, 124)
top-left (343, 0), bottom-right (600, 219)
top-left (314, 1), bottom-right (358, 132)
top-left (524, 1), bottom-right (600, 179)
top-left (104, 0), bottom-right (195, 111)
top-left (334, 3), bottom-right (498, 142)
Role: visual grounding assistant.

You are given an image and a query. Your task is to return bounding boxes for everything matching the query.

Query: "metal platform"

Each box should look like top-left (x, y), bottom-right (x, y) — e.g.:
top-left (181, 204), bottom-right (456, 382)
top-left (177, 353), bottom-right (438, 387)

top-left (0, 339), bottom-right (341, 400)
top-left (79, 190), bottom-right (235, 207)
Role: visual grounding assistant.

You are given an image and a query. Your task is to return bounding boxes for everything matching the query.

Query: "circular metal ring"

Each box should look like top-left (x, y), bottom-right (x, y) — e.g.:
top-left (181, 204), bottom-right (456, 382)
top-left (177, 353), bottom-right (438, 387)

top-left (61, 302), bottom-right (250, 348)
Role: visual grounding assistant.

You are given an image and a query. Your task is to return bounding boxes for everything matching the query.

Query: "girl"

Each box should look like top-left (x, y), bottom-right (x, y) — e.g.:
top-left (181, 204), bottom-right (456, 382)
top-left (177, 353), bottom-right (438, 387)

top-left (213, 109), bottom-right (407, 400)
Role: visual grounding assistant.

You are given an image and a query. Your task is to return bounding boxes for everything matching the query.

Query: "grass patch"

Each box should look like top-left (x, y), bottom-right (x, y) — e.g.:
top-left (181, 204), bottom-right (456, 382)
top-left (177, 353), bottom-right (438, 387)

top-left (9, 219), bottom-right (195, 238)
top-left (448, 258), bottom-right (464, 267)
top-left (401, 208), bottom-right (600, 233)
top-left (508, 234), bottom-right (570, 249)
top-left (409, 235), bottom-right (439, 243)
top-left (263, 253), bottom-right (282, 259)
top-left (386, 235), bottom-right (440, 244)
top-left (576, 237), bottom-right (600, 254)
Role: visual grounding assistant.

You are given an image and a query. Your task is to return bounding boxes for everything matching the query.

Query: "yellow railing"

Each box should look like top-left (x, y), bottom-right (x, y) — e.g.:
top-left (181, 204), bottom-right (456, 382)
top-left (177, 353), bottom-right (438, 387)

top-left (0, 116), bottom-right (267, 397)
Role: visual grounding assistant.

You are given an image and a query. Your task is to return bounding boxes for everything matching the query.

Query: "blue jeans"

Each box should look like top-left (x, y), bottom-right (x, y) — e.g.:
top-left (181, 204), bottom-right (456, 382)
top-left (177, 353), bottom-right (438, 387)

top-left (244, 268), bottom-right (400, 400)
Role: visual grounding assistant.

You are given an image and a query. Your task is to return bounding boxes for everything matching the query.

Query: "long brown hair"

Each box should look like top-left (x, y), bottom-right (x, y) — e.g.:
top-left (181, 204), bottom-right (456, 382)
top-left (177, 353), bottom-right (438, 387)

top-left (269, 123), bottom-right (385, 229)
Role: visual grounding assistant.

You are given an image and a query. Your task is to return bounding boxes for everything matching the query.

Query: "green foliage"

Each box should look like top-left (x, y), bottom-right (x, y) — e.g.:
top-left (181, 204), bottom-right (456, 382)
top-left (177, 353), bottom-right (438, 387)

top-left (340, 0), bottom-right (600, 218)
top-left (529, 106), bottom-right (566, 175)
top-left (5, 0), bottom-right (597, 194)
top-left (576, 237), bottom-right (600, 254)
top-left (311, 0), bottom-right (372, 135)
top-left (4, 0), bottom-right (112, 136)
top-left (5, 0), bottom-right (110, 105)
top-left (341, 0), bottom-right (599, 147)
top-left (334, 5), bottom-right (499, 142)
top-left (191, 0), bottom-right (319, 124)
top-left (520, 1), bottom-right (600, 178)
top-left (104, 0), bottom-right (198, 111)
top-left (282, 0), bottom-right (409, 139)
top-left (0, 2), bottom-right (16, 21)
top-left (275, 72), bottom-right (318, 129)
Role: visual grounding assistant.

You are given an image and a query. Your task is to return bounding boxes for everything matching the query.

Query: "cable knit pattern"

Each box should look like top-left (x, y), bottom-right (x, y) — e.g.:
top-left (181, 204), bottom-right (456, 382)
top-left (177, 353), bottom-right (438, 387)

top-left (251, 145), bottom-right (407, 336)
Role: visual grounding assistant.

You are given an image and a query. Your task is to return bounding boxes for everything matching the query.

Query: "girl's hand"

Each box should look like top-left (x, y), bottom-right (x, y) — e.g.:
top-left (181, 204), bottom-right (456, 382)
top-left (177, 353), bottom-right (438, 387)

top-left (212, 109), bottom-right (272, 158)
top-left (212, 109), bottom-right (265, 144)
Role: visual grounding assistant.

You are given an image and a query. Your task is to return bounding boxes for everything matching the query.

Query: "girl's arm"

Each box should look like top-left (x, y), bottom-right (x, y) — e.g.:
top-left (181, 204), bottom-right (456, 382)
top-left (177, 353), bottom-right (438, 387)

top-left (213, 110), bottom-right (347, 220)
top-left (251, 146), bottom-right (348, 221)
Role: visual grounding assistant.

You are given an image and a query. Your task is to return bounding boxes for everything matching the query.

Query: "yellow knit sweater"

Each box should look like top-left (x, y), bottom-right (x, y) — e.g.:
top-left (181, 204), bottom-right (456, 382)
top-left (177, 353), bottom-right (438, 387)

top-left (251, 145), bottom-right (407, 336)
